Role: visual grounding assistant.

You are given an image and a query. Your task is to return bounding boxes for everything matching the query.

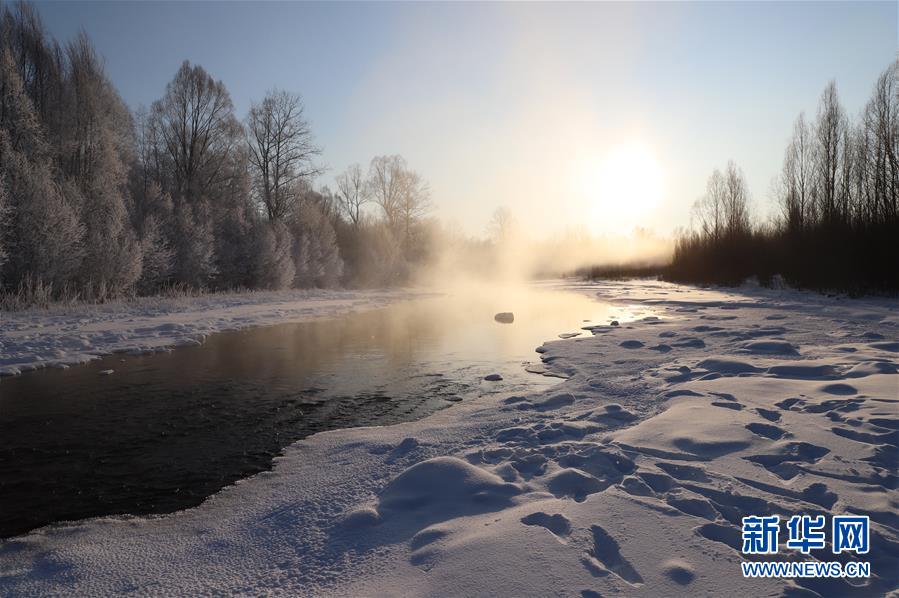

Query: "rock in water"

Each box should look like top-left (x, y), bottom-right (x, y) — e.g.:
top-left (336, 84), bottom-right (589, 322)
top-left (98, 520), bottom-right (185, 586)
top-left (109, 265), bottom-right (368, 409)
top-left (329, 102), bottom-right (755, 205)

top-left (98, 369), bottom-right (114, 376)
top-left (484, 373), bottom-right (503, 381)
top-left (494, 312), bottom-right (514, 324)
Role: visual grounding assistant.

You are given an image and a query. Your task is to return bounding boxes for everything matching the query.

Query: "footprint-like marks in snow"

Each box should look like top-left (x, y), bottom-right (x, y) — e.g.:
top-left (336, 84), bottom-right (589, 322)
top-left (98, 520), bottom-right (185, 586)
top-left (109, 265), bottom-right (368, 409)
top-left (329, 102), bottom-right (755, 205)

top-left (410, 527), bottom-right (449, 550)
top-left (870, 417), bottom-right (899, 430)
top-left (699, 314), bottom-right (737, 321)
top-left (618, 475), bottom-right (655, 496)
top-left (767, 364), bottom-right (839, 379)
top-left (671, 337), bottom-right (706, 349)
top-left (588, 404), bottom-right (639, 426)
top-left (831, 426), bottom-right (898, 447)
top-left (666, 493), bottom-right (719, 520)
top-left (775, 397), bottom-right (804, 410)
top-left (619, 340), bottom-right (644, 349)
top-left (384, 437), bottom-right (420, 463)
top-left (656, 462), bottom-right (711, 482)
top-left (745, 442), bottom-right (830, 479)
top-left (696, 358), bottom-right (762, 376)
top-left (637, 471), bottom-right (676, 492)
top-left (691, 325), bottom-right (723, 333)
top-left (557, 446), bottom-right (635, 485)
top-left (515, 393), bottom-right (576, 412)
top-left (870, 341), bottom-right (899, 353)
top-left (738, 340), bottom-right (799, 356)
top-left (734, 475), bottom-right (837, 507)
top-left (695, 522), bottom-right (742, 552)
top-left (756, 408), bottom-right (781, 422)
top-left (520, 511), bottom-right (571, 540)
top-left (583, 524), bottom-right (644, 584)
top-left (819, 383), bottom-right (857, 395)
top-left (845, 361), bottom-right (899, 377)
top-left (545, 468), bottom-right (607, 502)
top-left (745, 422), bottom-right (790, 440)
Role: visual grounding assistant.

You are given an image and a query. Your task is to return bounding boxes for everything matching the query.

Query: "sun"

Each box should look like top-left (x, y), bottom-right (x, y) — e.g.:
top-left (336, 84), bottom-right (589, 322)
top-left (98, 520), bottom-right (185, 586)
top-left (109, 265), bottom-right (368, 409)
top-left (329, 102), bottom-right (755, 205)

top-left (576, 143), bottom-right (664, 231)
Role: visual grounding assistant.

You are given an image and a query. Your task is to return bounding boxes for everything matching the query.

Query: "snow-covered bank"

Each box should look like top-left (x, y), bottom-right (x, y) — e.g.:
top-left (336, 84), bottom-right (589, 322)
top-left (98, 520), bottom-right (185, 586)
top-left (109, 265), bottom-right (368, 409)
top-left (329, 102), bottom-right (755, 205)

top-left (0, 280), bottom-right (897, 596)
top-left (0, 288), bottom-right (420, 376)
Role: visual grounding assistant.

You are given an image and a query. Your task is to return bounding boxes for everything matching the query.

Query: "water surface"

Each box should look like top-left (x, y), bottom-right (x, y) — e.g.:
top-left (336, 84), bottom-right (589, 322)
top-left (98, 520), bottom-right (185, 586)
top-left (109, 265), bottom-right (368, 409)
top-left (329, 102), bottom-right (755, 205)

top-left (0, 284), bottom-right (649, 537)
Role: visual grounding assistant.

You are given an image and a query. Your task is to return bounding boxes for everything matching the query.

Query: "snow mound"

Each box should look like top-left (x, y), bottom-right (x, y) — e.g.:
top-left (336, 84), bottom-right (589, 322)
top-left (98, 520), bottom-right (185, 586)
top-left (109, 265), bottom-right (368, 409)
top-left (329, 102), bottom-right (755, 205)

top-left (377, 457), bottom-right (521, 522)
top-left (738, 340), bottom-right (798, 356)
top-left (545, 467), bottom-right (606, 501)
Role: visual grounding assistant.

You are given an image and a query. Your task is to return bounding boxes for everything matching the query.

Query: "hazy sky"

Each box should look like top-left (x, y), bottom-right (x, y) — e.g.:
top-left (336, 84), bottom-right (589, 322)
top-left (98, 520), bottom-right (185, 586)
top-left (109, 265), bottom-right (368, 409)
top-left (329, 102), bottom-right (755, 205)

top-left (35, 1), bottom-right (897, 238)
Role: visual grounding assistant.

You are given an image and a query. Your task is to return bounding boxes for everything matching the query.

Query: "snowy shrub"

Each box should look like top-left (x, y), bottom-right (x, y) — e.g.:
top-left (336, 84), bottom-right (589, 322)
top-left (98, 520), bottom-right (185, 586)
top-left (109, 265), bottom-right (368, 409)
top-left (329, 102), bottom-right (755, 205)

top-left (0, 175), bottom-right (8, 275)
top-left (252, 220), bottom-right (295, 290)
top-left (291, 200), bottom-right (343, 288)
top-left (6, 153), bottom-right (85, 288)
top-left (172, 199), bottom-right (217, 288)
top-left (136, 214), bottom-right (174, 294)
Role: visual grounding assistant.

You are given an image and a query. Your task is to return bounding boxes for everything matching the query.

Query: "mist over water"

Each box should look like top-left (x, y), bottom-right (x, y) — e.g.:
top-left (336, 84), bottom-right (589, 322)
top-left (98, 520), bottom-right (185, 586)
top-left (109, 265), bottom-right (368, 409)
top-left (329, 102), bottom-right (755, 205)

top-left (0, 283), bottom-right (650, 538)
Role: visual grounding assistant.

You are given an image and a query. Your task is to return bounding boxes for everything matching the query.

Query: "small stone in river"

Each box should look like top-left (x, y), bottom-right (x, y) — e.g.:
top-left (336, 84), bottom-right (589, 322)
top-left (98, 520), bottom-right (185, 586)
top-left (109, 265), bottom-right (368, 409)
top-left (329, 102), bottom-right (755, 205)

top-left (494, 312), bottom-right (514, 324)
top-left (610, 320), bottom-right (619, 327)
top-left (484, 373), bottom-right (503, 381)
top-left (98, 369), bottom-right (114, 376)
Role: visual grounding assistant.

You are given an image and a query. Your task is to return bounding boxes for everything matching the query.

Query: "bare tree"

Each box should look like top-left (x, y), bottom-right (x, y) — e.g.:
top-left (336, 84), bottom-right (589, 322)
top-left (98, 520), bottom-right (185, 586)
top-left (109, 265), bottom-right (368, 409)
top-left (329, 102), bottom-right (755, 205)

top-left (778, 113), bottom-right (815, 232)
top-left (814, 81), bottom-right (848, 224)
top-left (367, 154), bottom-right (406, 229)
top-left (487, 206), bottom-right (516, 243)
top-left (396, 168), bottom-right (430, 252)
top-left (364, 155), bottom-right (431, 260)
top-left (691, 162), bottom-right (749, 240)
top-left (334, 163), bottom-right (369, 227)
top-left (859, 61), bottom-right (898, 224)
top-left (692, 167), bottom-right (725, 241)
top-left (149, 61), bottom-right (241, 202)
top-left (246, 89), bottom-right (321, 221)
top-left (723, 160), bottom-right (750, 236)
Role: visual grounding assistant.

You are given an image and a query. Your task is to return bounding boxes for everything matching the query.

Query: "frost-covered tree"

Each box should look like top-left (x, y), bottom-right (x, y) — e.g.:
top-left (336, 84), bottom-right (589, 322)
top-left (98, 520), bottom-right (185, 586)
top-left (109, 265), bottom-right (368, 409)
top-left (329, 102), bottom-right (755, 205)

top-left (0, 47), bottom-right (83, 290)
top-left (145, 61), bottom-right (248, 288)
top-left (0, 173), bottom-right (8, 273)
top-left (368, 154), bottom-right (406, 230)
top-left (246, 89), bottom-right (321, 221)
top-left (0, 1), bottom-right (366, 299)
top-left (149, 61), bottom-right (242, 203)
top-left (172, 199), bottom-right (216, 286)
top-left (290, 199), bottom-right (343, 287)
top-left (58, 34), bottom-right (141, 297)
top-left (252, 220), bottom-right (295, 289)
top-left (136, 213), bottom-right (173, 294)
top-left (335, 163), bottom-right (369, 228)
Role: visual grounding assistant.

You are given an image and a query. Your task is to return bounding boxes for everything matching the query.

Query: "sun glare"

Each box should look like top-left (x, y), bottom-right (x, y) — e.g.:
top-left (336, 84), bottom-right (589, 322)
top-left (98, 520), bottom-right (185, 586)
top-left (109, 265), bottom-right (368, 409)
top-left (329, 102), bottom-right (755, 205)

top-left (577, 143), bottom-right (664, 231)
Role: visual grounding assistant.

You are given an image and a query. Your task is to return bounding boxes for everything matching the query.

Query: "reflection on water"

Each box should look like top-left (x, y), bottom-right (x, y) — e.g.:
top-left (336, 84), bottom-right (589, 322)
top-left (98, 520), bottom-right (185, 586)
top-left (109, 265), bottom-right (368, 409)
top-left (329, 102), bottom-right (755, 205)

top-left (0, 284), bottom-right (650, 538)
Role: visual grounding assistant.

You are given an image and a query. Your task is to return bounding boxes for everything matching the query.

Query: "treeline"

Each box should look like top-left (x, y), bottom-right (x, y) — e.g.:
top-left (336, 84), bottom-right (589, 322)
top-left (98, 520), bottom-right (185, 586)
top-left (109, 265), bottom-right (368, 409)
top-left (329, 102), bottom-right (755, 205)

top-left (0, 2), bottom-right (434, 305)
top-left (670, 61), bottom-right (898, 293)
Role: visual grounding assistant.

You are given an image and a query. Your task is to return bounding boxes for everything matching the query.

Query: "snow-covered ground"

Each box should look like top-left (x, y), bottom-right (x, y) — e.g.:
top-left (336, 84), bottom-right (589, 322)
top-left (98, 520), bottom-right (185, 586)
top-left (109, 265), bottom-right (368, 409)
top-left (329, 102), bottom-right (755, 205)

top-left (0, 288), bottom-right (420, 376)
top-left (1, 280), bottom-right (897, 596)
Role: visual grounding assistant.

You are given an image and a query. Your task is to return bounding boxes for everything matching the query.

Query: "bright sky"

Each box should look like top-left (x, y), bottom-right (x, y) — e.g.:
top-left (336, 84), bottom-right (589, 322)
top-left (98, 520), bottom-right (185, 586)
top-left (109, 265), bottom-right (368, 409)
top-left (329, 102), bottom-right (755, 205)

top-left (36, 1), bottom-right (897, 238)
